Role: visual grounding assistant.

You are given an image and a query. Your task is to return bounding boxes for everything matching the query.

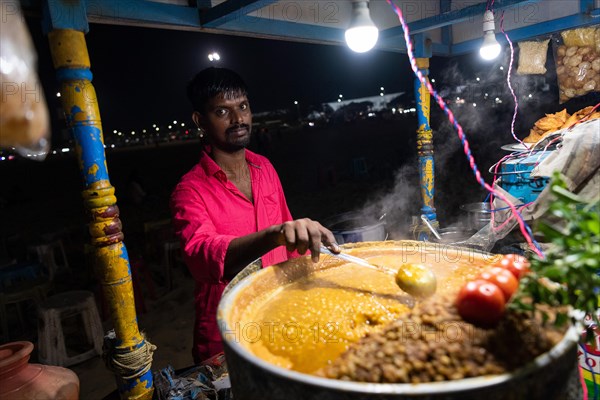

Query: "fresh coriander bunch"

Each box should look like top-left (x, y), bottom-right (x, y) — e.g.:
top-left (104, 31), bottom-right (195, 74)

top-left (510, 172), bottom-right (600, 336)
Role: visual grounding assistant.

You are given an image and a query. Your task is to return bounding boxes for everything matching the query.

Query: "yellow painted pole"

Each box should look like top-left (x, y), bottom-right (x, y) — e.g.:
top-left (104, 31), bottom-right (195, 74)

top-left (48, 29), bottom-right (154, 399)
top-left (413, 57), bottom-right (438, 240)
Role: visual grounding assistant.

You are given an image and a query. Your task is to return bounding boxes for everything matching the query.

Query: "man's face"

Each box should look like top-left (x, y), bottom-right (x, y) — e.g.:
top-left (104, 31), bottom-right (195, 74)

top-left (195, 94), bottom-right (252, 153)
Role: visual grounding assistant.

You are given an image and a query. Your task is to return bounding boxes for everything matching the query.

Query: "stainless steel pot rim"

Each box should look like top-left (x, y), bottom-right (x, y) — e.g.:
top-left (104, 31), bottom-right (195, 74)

top-left (218, 261), bottom-right (579, 395)
top-left (330, 221), bottom-right (386, 234)
top-left (325, 212), bottom-right (387, 232)
top-left (460, 203), bottom-right (492, 213)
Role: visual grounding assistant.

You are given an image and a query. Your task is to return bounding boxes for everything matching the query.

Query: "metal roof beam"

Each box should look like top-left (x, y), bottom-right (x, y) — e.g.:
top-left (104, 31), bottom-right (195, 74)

top-left (84, 0), bottom-right (200, 28)
top-left (381, 0), bottom-right (540, 39)
top-left (218, 15), bottom-right (343, 43)
top-left (450, 8), bottom-right (600, 55)
top-left (440, 0), bottom-right (452, 46)
top-left (200, 0), bottom-right (277, 28)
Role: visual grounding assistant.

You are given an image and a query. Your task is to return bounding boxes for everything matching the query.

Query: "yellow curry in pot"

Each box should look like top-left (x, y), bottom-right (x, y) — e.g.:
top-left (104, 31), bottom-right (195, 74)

top-left (234, 243), bottom-right (497, 374)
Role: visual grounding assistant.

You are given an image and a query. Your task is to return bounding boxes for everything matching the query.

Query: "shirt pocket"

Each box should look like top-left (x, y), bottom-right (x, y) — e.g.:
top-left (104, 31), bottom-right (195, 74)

top-left (262, 190), bottom-right (282, 223)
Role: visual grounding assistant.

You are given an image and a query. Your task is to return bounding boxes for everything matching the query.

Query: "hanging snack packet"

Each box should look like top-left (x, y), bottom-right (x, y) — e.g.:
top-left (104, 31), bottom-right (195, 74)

top-left (0, 0), bottom-right (50, 152)
top-left (517, 39), bottom-right (550, 75)
top-left (554, 25), bottom-right (600, 103)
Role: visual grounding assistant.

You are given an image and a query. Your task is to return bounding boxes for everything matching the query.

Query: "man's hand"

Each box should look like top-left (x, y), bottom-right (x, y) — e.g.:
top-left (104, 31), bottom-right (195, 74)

top-left (273, 218), bottom-right (340, 263)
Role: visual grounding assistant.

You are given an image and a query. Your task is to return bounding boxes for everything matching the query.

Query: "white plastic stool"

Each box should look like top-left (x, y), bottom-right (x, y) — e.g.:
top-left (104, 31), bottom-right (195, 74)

top-left (37, 290), bottom-right (103, 367)
top-left (28, 240), bottom-right (70, 276)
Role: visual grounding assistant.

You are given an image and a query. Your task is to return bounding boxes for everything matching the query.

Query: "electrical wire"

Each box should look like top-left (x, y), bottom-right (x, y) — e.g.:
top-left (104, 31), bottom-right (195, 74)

top-left (385, 0), bottom-right (544, 257)
top-left (499, 11), bottom-right (525, 146)
top-left (568, 102), bottom-right (600, 130)
top-left (490, 202), bottom-right (533, 212)
top-left (580, 342), bottom-right (599, 400)
top-left (532, 136), bottom-right (561, 167)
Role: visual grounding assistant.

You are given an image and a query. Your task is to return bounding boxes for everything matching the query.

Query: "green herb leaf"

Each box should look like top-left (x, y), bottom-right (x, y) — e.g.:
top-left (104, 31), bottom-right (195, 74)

top-left (511, 172), bottom-right (600, 342)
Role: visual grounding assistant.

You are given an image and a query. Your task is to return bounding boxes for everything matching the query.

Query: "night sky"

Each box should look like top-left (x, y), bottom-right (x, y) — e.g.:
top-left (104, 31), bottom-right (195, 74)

top-left (26, 16), bottom-right (468, 135)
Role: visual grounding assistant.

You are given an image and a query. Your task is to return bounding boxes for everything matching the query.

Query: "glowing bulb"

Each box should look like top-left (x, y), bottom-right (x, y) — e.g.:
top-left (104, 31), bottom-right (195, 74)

top-left (345, 1), bottom-right (378, 53)
top-left (479, 11), bottom-right (501, 60)
top-left (480, 32), bottom-right (501, 60)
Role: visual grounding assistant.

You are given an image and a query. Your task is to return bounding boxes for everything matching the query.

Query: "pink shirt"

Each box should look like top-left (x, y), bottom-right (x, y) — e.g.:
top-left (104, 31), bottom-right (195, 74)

top-left (170, 148), bottom-right (295, 362)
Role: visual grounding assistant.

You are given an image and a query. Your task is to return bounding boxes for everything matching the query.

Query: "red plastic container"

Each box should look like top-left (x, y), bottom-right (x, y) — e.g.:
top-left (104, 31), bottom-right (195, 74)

top-left (0, 341), bottom-right (79, 400)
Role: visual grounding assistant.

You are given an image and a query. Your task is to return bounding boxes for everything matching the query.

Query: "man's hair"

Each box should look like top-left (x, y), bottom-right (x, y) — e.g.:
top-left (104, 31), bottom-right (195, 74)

top-left (187, 67), bottom-right (248, 113)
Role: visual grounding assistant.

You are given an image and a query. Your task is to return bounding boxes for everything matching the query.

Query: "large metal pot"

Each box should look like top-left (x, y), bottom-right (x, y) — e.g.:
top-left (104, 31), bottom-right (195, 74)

top-left (324, 211), bottom-right (386, 244)
top-left (431, 227), bottom-right (476, 244)
top-left (460, 202), bottom-right (492, 231)
top-left (218, 241), bottom-right (580, 400)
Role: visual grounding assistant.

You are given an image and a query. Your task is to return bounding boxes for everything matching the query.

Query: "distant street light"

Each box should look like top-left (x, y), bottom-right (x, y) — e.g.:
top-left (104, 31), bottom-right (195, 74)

top-left (208, 52), bottom-right (221, 62)
top-left (294, 101), bottom-right (300, 122)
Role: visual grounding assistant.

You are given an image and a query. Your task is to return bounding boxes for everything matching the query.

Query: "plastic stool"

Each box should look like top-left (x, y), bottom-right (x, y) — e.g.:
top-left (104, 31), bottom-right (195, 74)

top-left (28, 240), bottom-right (69, 276)
top-left (37, 290), bottom-right (103, 367)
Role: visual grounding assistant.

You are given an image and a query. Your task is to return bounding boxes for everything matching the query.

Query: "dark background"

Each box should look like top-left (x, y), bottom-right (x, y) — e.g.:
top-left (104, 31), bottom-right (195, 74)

top-left (2, 16), bottom-right (597, 260)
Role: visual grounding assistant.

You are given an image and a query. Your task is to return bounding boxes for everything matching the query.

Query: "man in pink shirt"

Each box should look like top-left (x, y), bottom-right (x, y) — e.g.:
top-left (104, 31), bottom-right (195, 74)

top-left (171, 67), bottom-right (339, 364)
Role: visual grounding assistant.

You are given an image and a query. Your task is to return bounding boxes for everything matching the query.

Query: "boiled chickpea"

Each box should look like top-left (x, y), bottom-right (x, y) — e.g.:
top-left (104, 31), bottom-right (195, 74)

top-left (583, 80), bottom-right (597, 91)
top-left (568, 55), bottom-right (583, 67)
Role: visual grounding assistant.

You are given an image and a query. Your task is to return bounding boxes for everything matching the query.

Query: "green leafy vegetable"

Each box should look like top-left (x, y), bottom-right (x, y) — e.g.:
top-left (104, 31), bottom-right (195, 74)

top-left (509, 172), bottom-right (600, 340)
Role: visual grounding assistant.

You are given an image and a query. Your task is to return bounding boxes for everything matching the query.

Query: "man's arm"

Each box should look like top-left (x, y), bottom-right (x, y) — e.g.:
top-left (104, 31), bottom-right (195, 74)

top-left (224, 219), bottom-right (339, 281)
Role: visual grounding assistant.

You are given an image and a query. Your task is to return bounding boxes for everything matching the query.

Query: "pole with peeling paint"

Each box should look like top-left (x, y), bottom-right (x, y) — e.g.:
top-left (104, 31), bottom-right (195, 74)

top-left (47, 28), bottom-right (154, 399)
top-left (414, 57), bottom-right (438, 240)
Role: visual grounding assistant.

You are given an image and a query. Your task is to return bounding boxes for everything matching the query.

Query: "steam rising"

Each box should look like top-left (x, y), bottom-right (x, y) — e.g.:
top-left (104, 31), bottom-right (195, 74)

top-left (353, 51), bottom-right (554, 237)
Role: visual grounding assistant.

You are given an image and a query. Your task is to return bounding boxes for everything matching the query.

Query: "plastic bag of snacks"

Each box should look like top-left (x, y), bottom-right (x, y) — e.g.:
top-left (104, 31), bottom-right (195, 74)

top-left (517, 38), bottom-right (550, 75)
top-left (0, 0), bottom-right (50, 152)
top-left (553, 25), bottom-right (600, 103)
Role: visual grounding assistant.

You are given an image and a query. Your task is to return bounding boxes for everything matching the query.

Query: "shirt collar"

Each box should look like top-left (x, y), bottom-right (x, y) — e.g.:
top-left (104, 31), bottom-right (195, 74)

top-left (199, 146), bottom-right (263, 182)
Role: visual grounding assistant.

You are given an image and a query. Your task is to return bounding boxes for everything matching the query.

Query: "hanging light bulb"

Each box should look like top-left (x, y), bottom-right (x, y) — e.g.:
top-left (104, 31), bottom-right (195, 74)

top-left (479, 10), bottom-right (501, 60)
top-left (345, 1), bottom-right (378, 53)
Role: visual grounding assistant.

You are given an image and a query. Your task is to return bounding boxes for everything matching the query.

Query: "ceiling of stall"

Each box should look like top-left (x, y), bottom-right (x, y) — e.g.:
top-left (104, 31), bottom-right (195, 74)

top-left (24, 0), bottom-right (600, 56)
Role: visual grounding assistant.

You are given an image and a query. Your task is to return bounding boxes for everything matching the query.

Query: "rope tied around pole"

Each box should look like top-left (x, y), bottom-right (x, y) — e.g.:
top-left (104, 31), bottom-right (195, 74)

top-left (103, 331), bottom-right (157, 380)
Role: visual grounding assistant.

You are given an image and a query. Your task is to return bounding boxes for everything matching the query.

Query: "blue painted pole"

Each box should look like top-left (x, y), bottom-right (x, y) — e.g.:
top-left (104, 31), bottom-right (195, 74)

top-left (42, 1), bottom-right (154, 397)
top-left (412, 34), bottom-right (437, 240)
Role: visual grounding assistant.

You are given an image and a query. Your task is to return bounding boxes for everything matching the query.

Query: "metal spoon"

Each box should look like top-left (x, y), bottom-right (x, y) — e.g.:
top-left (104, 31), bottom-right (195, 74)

top-left (319, 246), bottom-right (436, 299)
top-left (420, 215), bottom-right (442, 241)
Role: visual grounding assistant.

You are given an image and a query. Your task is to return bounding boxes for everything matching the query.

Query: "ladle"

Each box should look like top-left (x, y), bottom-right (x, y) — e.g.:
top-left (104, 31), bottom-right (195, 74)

top-left (319, 246), bottom-right (436, 299)
top-left (420, 215), bottom-right (442, 241)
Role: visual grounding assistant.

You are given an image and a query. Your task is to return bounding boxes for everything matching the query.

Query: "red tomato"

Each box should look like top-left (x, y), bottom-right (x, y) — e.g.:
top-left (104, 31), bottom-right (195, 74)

top-left (477, 267), bottom-right (519, 302)
top-left (456, 280), bottom-right (506, 328)
top-left (494, 254), bottom-right (531, 279)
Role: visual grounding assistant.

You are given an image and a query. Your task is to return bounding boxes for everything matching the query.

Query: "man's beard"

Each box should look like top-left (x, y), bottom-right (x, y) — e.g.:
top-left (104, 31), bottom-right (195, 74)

top-left (225, 124), bottom-right (251, 151)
